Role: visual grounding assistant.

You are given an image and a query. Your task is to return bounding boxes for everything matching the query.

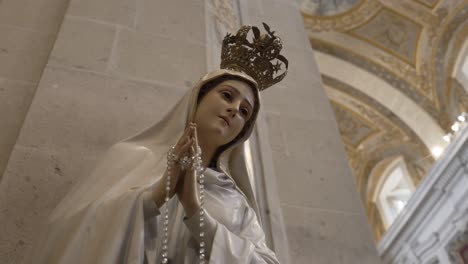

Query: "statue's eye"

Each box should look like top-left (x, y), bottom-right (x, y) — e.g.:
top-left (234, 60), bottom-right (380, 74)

top-left (241, 108), bottom-right (249, 117)
top-left (222, 91), bottom-right (232, 101)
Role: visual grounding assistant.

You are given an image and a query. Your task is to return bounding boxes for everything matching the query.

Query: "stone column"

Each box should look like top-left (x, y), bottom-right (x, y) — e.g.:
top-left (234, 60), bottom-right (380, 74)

top-left (0, 0), bottom-right (206, 263)
top-left (238, 0), bottom-right (382, 263)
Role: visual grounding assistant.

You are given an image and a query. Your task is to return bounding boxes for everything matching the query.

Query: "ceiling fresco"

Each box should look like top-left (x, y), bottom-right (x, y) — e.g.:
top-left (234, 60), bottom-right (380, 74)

top-left (300, 0), bottom-right (468, 239)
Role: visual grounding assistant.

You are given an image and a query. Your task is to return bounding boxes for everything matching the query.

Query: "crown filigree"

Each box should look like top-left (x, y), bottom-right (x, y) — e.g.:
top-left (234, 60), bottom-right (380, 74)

top-left (220, 23), bottom-right (289, 91)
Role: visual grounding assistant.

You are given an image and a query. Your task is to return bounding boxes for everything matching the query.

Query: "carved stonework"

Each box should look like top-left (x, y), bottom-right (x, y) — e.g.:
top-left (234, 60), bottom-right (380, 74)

top-left (304, 1), bottom-right (468, 132)
top-left (323, 75), bottom-right (431, 197)
top-left (432, 3), bottom-right (468, 127)
top-left (212, 0), bottom-right (239, 41)
top-left (349, 8), bottom-right (422, 65)
top-left (312, 38), bottom-right (443, 126)
top-left (300, 0), bottom-right (361, 17)
top-left (413, 0), bottom-right (440, 9)
top-left (330, 102), bottom-right (378, 147)
top-left (446, 227), bottom-right (468, 264)
top-left (375, 55), bottom-right (435, 99)
top-left (301, 0), bottom-right (382, 32)
top-left (452, 78), bottom-right (468, 114)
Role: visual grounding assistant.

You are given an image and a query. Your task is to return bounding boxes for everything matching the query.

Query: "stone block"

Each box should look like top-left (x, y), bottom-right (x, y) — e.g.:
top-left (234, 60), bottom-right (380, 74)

top-left (0, 145), bottom-right (97, 264)
top-left (18, 66), bottom-right (186, 152)
top-left (48, 17), bottom-right (116, 72)
top-left (136, 0), bottom-right (205, 44)
top-left (0, 25), bottom-right (54, 82)
top-left (68, 0), bottom-right (137, 27)
top-left (267, 116), bottom-right (364, 213)
top-left (262, 84), bottom-right (334, 121)
top-left (111, 28), bottom-right (206, 87)
top-left (282, 205), bottom-right (381, 264)
top-left (0, 0), bottom-right (68, 34)
top-left (0, 78), bottom-right (36, 178)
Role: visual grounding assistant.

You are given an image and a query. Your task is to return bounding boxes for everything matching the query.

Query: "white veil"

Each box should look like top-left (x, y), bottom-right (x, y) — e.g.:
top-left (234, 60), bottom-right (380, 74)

top-left (33, 69), bottom-right (262, 263)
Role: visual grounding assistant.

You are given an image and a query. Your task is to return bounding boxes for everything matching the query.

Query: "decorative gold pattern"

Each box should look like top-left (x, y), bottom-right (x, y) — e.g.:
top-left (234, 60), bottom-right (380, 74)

top-left (324, 75), bottom-right (432, 239)
top-left (349, 8), bottom-right (423, 65)
top-left (398, 2), bottom-right (448, 42)
top-left (330, 102), bottom-right (378, 147)
top-left (302, 0), bottom-right (468, 240)
top-left (413, 0), bottom-right (441, 9)
top-left (300, 0), bottom-right (362, 17)
top-left (431, 3), bottom-right (468, 127)
top-left (301, 0), bottom-right (382, 32)
top-left (311, 38), bottom-right (443, 125)
top-left (375, 54), bottom-right (434, 99)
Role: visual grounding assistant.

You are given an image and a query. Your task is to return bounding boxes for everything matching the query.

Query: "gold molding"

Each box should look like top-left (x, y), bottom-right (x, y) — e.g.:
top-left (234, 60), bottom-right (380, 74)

top-left (347, 7), bottom-right (424, 66)
top-left (301, 0), bottom-right (382, 32)
top-left (301, 0), bottom-right (367, 19)
top-left (430, 2), bottom-right (468, 111)
top-left (329, 100), bottom-right (381, 148)
top-left (310, 38), bottom-right (438, 111)
top-left (413, 0), bottom-right (441, 9)
top-left (445, 23), bottom-right (468, 99)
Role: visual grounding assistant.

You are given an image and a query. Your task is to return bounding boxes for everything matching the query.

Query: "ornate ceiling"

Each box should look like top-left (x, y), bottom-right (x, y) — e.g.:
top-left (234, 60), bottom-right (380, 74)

top-left (300, 0), bottom-right (468, 239)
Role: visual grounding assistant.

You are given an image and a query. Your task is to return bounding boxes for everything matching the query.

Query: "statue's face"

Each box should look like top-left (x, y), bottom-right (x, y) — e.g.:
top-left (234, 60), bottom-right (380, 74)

top-left (194, 79), bottom-right (255, 147)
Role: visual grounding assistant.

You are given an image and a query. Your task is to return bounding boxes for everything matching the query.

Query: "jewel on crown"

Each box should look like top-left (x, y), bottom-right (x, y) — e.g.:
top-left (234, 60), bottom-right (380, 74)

top-left (220, 22), bottom-right (289, 91)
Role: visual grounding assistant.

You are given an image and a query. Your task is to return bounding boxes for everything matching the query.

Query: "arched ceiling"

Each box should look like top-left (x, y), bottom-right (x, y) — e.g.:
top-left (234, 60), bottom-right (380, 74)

top-left (300, 0), bottom-right (363, 17)
top-left (300, 0), bottom-right (468, 238)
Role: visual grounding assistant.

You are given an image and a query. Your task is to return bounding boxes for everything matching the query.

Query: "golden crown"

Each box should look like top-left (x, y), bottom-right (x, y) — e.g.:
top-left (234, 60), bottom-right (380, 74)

top-left (220, 23), bottom-right (289, 91)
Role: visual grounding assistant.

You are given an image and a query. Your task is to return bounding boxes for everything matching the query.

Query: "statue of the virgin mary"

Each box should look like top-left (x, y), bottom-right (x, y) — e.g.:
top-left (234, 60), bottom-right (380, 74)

top-left (32, 23), bottom-right (288, 264)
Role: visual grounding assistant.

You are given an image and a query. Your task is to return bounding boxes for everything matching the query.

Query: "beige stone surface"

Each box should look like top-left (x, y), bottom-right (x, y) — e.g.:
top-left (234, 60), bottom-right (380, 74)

top-left (136, 0), bottom-right (205, 44)
top-left (18, 66), bottom-right (187, 151)
top-left (266, 115), bottom-right (363, 212)
top-left (0, 66), bottom-right (188, 264)
top-left (0, 25), bottom-right (54, 82)
top-left (0, 78), bottom-right (36, 178)
top-left (0, 0), bottom-right (68, 34)
top-left (283, 205), bottom-right (381, 264)
top-left (0, 145), bottom-right (97, 264)
top-left (68, 0), bottom-right (137, 27)
top-left (48, 17), bottom-right (116, 73)
top-left (0, 0), bottom-right (67, 179)
top-left (111, 28), bottom-right (206, 87)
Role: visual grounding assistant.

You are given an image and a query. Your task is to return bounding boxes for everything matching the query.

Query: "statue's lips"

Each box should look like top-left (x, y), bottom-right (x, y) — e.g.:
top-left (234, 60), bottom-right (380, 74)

top-left (219, 116), bottom-right (230, 126)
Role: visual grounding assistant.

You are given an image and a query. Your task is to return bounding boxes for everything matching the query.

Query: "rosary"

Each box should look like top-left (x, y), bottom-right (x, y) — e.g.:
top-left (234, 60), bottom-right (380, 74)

top-left (163, 146), bottom-right (206, 263)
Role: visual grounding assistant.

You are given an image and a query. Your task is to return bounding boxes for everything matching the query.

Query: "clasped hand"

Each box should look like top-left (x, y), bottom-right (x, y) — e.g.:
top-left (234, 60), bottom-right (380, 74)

top-left (164, 122), bottom-right (201, 218)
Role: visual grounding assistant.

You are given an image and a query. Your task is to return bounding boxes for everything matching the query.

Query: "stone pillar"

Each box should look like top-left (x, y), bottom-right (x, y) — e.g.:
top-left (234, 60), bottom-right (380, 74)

top-left (238, 0), bottom-right (382, 263)
top-left (0, 0), bottom-right (69, 180)
top-left (0, 0), bottom-right (381, 263)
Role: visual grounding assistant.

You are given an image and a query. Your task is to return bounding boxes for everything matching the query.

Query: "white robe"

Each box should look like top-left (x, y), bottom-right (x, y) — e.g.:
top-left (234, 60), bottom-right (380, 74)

top-left (142, 167), bottom-right (279, 263)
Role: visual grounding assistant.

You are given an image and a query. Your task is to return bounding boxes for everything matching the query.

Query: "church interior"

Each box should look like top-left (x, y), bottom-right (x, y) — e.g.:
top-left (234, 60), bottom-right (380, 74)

top-left (0, 0), bottom-right (467, 263)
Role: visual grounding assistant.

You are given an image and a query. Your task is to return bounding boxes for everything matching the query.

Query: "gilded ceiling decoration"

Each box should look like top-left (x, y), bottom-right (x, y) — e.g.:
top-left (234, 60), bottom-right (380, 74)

top-left (304, 0), bottom-right (468, 130)
top-left (300, 0), bottom-right (362, 16)
top-left (323, 75), bottom-right (431, 192)
top-left (349, 8), bottom-right (422, 65)
top-left (302, 0), bottom-right (468, 240)
top-left (433, 4), bottom-right (468, 124)
top-left (311, 38), bottom-right (442, 123)
top-left (413, 0), bottom-right (440, 8)
top-left (301, 0), bottom-right (382, 32)
top-left (330, 102), bottom-right (378, 147)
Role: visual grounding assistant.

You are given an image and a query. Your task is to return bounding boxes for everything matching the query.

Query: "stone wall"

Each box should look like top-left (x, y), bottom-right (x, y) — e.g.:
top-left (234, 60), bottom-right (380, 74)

top-left (0, 0), bottom-right (381, 263)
